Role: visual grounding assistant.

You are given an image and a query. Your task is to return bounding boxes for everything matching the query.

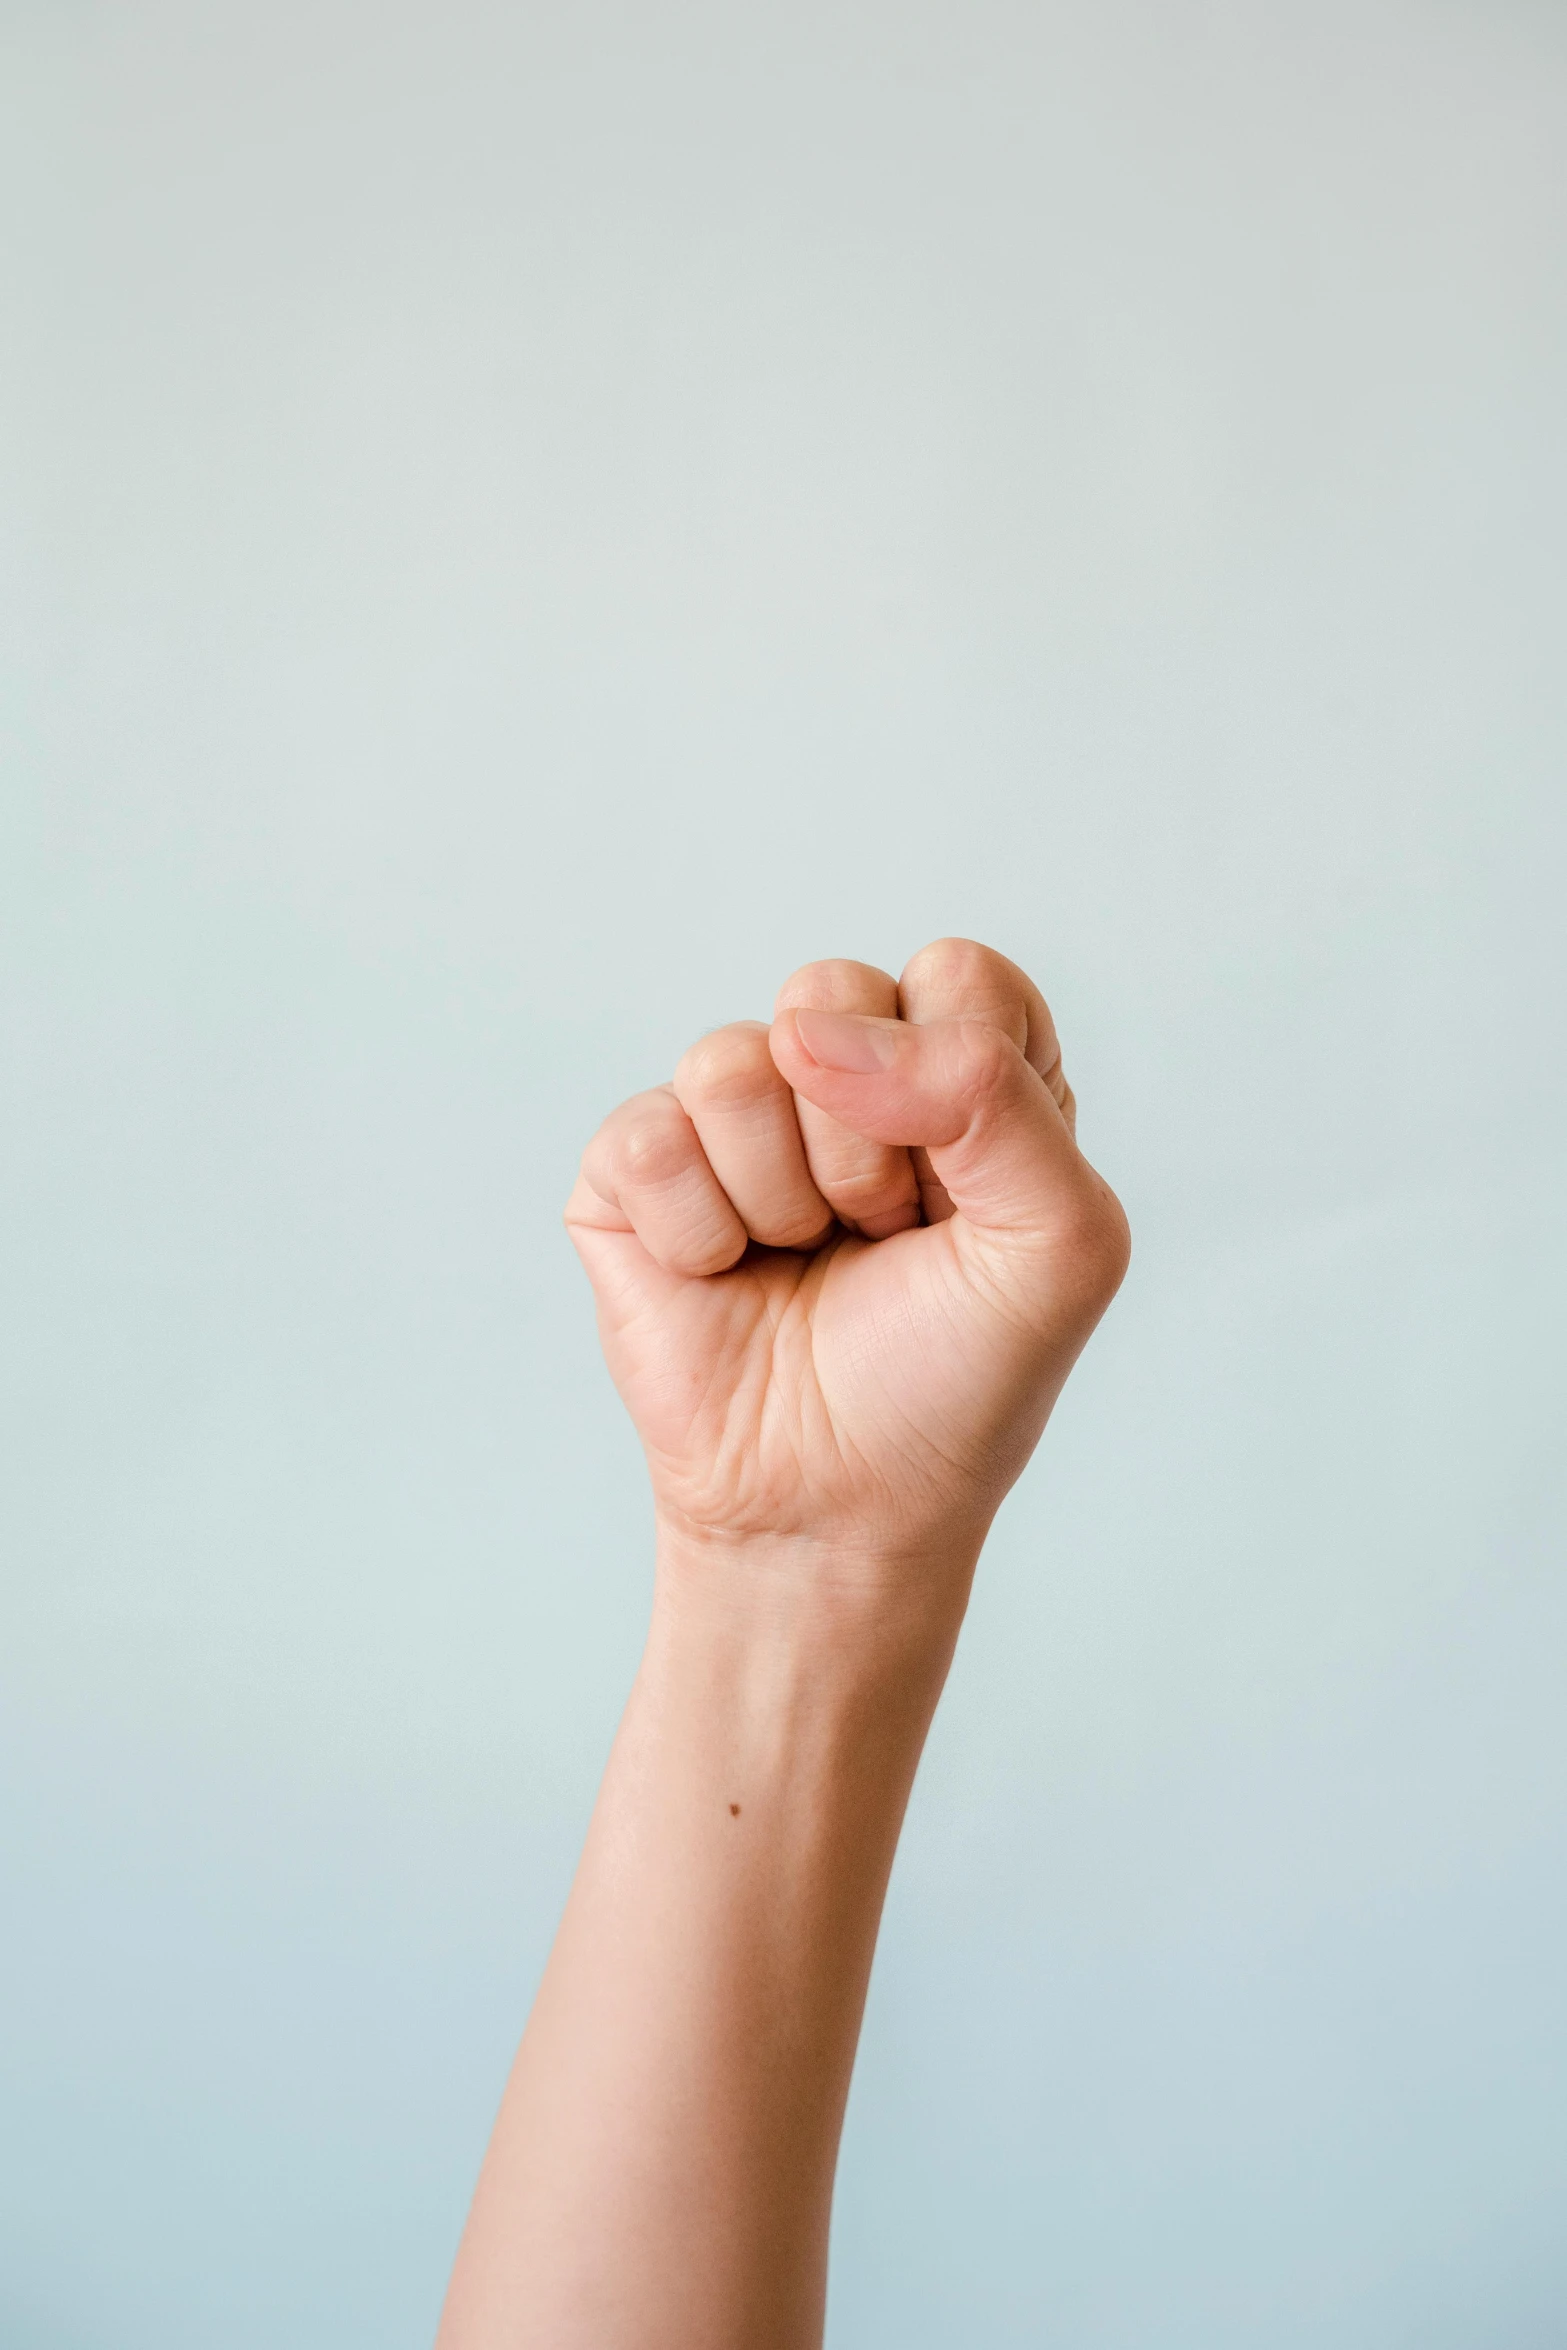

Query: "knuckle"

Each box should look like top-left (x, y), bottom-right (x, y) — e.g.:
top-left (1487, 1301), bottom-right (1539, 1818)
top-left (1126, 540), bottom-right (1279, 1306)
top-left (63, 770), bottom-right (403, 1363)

top-left (613, 1100), bottom-right (692, 1188)
top-left (904, 935), bottom-right (1003, 1001)
top-left (775, 958), bottom-right (895, 1013)
top-left (675, 1022), bottom-right (775, 1110)
top-left (904, 939), bottom-right (1043, 1060)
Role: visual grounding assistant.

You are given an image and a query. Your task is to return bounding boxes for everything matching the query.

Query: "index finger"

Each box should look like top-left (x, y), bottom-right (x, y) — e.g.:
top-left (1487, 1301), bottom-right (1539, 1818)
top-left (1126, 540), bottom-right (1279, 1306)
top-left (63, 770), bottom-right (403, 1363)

top-left (897, 938), bottom-right (1066, 1095)
top-left (897, 938), bottom-right (1076, 1221)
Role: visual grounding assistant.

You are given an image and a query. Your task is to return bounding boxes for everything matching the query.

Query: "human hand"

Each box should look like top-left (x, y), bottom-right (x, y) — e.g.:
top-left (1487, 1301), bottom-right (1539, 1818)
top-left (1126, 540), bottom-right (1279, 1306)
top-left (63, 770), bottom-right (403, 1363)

top-left (565, 939), bottom-right (1129, 1615)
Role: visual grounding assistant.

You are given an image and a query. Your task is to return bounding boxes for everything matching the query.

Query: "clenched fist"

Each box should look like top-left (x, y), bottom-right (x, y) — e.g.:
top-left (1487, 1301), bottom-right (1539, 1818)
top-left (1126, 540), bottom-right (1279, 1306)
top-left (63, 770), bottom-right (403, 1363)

top-left (565, 939), bottom-right (1130, 1598)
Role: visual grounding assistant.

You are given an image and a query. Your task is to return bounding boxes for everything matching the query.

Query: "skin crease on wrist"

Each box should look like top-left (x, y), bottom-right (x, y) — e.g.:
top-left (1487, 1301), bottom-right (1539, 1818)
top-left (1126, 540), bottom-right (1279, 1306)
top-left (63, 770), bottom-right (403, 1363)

top-left (436, 939), bottom-right (1130, 2350)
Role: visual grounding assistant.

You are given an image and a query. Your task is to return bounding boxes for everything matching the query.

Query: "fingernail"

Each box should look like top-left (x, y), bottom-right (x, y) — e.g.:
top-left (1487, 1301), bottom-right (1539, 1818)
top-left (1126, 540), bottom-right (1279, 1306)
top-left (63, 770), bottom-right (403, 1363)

top-left (792, 1008), bottom-right (902, 1074)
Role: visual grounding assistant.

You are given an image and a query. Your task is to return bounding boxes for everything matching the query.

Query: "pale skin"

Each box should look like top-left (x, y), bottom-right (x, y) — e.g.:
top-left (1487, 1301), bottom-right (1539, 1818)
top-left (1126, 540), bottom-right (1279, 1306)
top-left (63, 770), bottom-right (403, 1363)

top-left (436, 938), bottom-right (1130, 2350)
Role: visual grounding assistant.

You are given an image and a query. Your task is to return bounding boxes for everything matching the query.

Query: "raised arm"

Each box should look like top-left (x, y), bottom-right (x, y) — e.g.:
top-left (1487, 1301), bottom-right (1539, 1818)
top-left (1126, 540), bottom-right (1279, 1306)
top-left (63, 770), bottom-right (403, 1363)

top-left (436, 939), bottom-right (1129, 2350)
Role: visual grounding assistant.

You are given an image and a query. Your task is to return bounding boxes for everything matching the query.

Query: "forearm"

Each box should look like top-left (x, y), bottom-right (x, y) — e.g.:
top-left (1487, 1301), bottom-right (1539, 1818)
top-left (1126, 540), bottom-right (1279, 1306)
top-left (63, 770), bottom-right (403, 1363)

top-left (437, 1532), bottom-right (974, 2350)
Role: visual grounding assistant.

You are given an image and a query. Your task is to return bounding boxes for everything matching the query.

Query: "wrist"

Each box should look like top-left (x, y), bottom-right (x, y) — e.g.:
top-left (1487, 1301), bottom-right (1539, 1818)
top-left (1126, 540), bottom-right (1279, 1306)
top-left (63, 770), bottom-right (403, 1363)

top-left (632, 1530), bottom-right (968, 1854)
top-left (649, 1519), bottom-right (979, 1708)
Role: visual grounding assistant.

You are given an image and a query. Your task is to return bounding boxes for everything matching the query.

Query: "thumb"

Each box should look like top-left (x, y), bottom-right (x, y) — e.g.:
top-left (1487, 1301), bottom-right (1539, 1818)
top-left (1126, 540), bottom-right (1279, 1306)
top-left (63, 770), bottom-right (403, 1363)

top-left (770, 1006), bottom-right (1099, 1248)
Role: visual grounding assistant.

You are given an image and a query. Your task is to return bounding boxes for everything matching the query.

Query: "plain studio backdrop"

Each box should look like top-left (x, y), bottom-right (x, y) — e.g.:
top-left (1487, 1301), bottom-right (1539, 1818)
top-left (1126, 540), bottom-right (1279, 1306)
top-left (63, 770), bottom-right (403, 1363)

top-left (3, 3), bottom-right (1565, 2344)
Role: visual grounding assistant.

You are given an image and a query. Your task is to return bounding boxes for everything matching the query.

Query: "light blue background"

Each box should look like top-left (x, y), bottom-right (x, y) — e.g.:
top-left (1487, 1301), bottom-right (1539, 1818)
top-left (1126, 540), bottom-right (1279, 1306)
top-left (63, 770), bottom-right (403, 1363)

top-left (3, 4), bottom-right (1565, 2343)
